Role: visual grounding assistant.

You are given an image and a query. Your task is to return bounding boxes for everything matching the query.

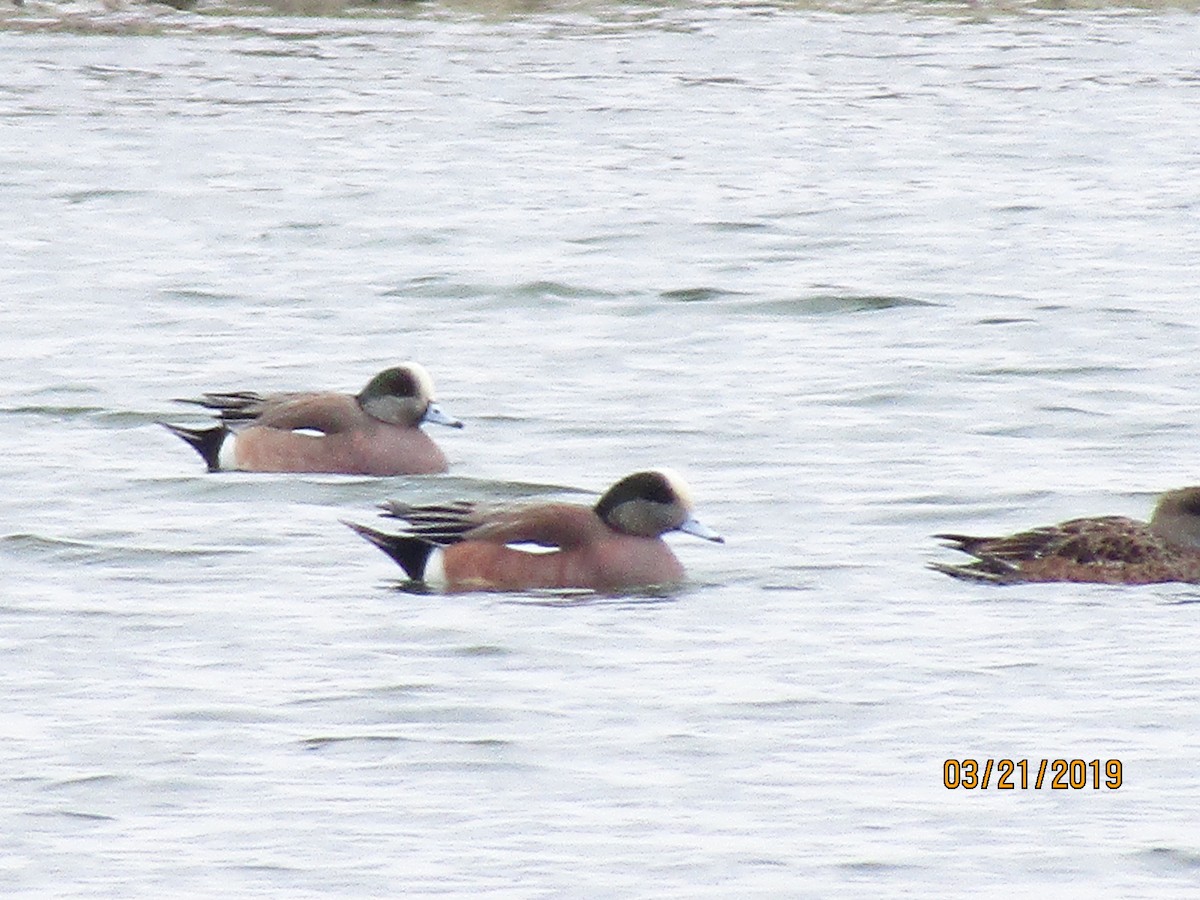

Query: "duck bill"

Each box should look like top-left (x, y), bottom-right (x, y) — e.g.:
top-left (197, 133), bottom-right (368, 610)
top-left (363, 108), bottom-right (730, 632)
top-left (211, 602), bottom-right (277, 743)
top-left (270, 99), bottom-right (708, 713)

top-left (422, 402), bottom-right (464, 429)
top-left (678, 515), bottom-right (724, 543)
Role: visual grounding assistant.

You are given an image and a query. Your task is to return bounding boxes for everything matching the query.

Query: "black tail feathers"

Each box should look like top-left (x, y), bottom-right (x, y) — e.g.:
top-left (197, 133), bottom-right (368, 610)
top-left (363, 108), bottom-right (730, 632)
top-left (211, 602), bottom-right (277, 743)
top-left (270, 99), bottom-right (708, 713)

top-left (160, 422), bottom-right (228, 472)
top-left (343, 520), bottom-right (435, 582)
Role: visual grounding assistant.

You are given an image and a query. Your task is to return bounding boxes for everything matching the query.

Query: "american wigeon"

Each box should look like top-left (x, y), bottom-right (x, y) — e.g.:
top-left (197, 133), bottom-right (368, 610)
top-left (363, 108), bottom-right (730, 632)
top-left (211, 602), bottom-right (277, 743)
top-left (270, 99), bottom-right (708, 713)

top-left (161, 363), bottom-right (462, 475)
top-left (931, 486), bottom-right (1200, 584)
top-left (345, 469), bottom-right (724, 592)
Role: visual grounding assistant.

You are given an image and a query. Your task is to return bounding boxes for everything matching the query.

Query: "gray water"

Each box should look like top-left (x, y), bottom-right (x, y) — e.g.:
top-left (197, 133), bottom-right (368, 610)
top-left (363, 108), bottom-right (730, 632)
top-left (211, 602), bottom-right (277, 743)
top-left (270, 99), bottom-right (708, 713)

top-left (4, 1), bottom-right (1200, 895)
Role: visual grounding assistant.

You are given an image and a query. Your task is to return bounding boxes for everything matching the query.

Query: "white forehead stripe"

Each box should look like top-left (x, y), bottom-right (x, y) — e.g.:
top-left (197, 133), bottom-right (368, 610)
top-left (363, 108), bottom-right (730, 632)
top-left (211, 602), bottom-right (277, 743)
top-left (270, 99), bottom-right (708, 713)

top-left (655, 467), bottom-right (694, 509)
top-left (402, 361), bottom-right (436, 400)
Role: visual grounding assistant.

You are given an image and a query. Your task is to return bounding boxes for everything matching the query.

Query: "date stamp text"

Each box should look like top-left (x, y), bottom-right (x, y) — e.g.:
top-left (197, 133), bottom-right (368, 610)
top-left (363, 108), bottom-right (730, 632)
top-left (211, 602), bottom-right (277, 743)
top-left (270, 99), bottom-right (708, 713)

top-left (943, 758), bottom-right (1123, 790)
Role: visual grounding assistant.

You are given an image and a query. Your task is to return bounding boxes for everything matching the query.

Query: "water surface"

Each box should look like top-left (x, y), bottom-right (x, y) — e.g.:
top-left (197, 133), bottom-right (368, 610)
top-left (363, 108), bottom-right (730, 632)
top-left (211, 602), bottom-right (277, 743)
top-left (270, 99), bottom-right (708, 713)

top-left (3, 2), bottom-right (1200, 896)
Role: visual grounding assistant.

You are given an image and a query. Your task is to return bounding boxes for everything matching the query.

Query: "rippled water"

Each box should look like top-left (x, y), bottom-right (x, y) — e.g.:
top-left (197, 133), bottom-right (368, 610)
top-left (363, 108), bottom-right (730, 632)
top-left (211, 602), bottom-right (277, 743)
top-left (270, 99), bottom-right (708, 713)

top-left (4, 1), bottom-right (1200, 895)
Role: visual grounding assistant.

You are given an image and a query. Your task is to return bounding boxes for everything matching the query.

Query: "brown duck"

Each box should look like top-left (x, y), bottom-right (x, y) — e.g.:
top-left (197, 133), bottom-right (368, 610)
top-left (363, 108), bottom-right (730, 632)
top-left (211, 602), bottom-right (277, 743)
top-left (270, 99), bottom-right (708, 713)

top-left (932, 487), bottom-right (1200, 584)
top-left (161, 363), bottom-right (462, 475)
top-left (345, 469), bottom-right (724, 593)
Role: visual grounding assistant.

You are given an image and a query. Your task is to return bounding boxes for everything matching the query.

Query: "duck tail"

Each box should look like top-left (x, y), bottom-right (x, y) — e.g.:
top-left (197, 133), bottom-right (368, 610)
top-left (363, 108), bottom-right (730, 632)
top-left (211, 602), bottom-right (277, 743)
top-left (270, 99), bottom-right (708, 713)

top-left (932, 533), bottom-right (991, 555)
top-left (343, 520), bottom-right (435, 582)
top-left (159, 422), bottom-right (228, 473)
top-left (927, 560), bottom-right (1016, 585)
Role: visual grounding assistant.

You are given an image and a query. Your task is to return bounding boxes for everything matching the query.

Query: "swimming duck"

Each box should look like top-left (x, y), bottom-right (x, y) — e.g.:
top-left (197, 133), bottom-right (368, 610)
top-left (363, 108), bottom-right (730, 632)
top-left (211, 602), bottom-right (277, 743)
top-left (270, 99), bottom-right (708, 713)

top-left (932, 486), bottom-right (1200, 584)
top-left (346, 469), bottom-right (723, 592)
top-left (162, 363), bottom-right (461, 475)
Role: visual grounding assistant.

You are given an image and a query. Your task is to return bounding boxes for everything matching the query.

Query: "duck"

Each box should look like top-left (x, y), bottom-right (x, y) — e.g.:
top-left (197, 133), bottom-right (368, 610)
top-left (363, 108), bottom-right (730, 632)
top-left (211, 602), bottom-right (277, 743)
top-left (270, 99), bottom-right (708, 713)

top-left (931, 486), bottom-right (1200, 584)
top-left (345, 468), bottom-right (723, 592)
top-left (161, 363), bottom-right (462, 475)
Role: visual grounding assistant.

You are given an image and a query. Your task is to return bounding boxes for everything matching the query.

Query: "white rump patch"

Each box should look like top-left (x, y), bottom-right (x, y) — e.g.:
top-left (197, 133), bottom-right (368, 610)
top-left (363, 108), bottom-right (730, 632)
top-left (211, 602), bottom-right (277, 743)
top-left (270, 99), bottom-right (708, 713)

top-left (424, 548), bottom-right (447, 586)
top-left (219, 434), bottom-right (239, 471)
